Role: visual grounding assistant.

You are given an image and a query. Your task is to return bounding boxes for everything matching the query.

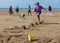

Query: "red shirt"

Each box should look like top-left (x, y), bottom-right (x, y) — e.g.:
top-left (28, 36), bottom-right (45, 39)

top-left (9, 6), bottom-right (13, 12)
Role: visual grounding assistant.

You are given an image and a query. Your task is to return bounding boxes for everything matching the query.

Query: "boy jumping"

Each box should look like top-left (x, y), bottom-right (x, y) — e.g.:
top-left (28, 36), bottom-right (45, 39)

top-left (34, 2), bottom-right (46, 24)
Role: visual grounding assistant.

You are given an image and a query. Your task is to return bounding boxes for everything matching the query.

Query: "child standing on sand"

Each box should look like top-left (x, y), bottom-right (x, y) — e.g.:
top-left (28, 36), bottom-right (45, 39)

top-left (34, 2), bottom-right (45, 24)
top-left (15, 5), bottom-right (19, 15)
top-left (48, 5), bottom-right (52, 16)
top-left (9, 6), bottom-right (13, 15)
top-left (28, 5), bottom-right (32, 16)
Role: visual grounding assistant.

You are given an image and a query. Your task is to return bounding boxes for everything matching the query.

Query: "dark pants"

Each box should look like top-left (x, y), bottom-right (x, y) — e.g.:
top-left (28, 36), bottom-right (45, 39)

top-left (28, 10), bottom-right (31, 16)
top-left (16, 11), bottom-right (19, 15)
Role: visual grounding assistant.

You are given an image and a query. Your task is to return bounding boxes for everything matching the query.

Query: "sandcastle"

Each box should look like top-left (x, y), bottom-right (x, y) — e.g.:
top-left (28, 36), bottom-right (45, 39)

top-left (35, 22), bottom-right (39, 25)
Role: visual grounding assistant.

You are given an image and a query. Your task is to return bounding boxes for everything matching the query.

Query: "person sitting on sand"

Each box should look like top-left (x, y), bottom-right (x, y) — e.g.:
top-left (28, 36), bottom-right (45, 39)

top-left (28, 5), bottom-right (32, 16)
top-left (48, 5), bottom-right (52, 16)
top-left (9, 6), bottom-right (13, 15)
top-left (15, 5), bottom-right (19, 15)
top-left (34, 2), bottom-right (46, 24)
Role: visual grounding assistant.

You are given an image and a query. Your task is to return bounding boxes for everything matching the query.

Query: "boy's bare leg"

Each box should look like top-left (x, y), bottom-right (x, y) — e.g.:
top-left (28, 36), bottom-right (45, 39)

top-left (37, 15), bottom-right (40, 23)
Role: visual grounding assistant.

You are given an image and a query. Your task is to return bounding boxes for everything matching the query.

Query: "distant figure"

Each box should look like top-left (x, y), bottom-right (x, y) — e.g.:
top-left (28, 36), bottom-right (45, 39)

top-left (34, 2), bottom-right (46, 24)
top-left (9, 6), bottom-right (13, 15)
top-left (28, 5), bottom-right (32, 16)
top-left (15, 5), bottom-right (19, 15)
top-left (48, 5), bottom-right (52, 16)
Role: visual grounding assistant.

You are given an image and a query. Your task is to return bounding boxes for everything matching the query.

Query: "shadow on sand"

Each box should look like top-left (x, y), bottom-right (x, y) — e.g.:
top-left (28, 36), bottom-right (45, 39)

top-left (31, 39), bottom-right (39, 42)
top-left (42, 22), bottom-right (59, 25)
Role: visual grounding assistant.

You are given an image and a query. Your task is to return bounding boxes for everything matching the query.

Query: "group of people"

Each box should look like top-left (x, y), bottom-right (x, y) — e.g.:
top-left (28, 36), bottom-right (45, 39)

top-left (9, 5), bottom-right (19, 15)
top-left (9, 2), bottom-right (52, 24)
top-left (9, 5), bottom-right (32, 16)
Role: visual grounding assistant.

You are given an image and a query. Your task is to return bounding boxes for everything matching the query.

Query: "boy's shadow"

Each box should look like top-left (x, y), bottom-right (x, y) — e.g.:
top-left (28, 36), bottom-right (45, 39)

top-left (43, 22), bottom-right (59, 25)
top-left (40, 21), bottom-right (59, 25)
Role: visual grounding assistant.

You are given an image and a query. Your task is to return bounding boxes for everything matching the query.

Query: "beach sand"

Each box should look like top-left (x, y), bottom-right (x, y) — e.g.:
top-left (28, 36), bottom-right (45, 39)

top-left (0, 10), bottom-right (60, 43)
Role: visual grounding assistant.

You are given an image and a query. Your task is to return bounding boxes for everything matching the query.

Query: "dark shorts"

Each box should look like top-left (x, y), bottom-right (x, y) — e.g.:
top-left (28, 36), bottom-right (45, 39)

top-left (28, 10), bottom-right (31, 12)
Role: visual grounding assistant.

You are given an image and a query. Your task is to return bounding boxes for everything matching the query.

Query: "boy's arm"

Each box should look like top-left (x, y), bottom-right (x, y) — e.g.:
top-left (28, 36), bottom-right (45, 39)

top-left (41, 6), bottom-right (47, 10)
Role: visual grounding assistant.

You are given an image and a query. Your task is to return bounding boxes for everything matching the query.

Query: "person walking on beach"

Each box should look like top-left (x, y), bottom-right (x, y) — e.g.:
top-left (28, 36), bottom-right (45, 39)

top-left (34, 2), bottom-right (46, 24)
top-left (48, 5), bottom-right (52, 16)
top-left (9, 6), bottom-right (13, 15)
top-left (28, 5), bottom-right (32, 16)
top-left (15, 5), bottom-right (19, 15)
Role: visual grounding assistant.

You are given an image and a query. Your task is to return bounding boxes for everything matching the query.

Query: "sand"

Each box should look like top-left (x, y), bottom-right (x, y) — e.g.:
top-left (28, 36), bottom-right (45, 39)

top-left (0, 10), bottom-right (60, 43)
